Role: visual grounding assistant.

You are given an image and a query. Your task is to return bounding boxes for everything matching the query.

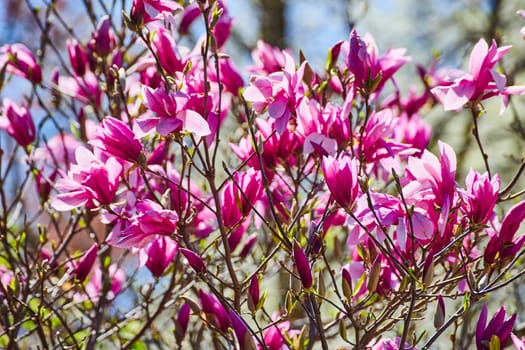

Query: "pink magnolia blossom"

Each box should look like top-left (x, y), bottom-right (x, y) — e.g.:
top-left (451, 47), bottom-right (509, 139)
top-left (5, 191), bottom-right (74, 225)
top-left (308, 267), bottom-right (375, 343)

top-left (140, 86), bottom-right (211, 137)
top-left (344, 29), bottom-right (410, 94)
top-left (67, 39), bottom-right (89, 76)
top-left (138, 235), bottom-right (178, 277)
top-left (90, 116), bottom-right (143, 163)
top-left (180, 248), bottom-right (206, 274)
top-left (293, 240), bottom-right (312, 289)
top-left (250, 40), bottom-right (290, 74)
top-left (476, 304), bottom-right (516, 350)
top-left (57, 71), bottom-right (103, 107)
top-left (221, 168), bottom-right (263, 228)
top-left (52, 147), bottom-right (122, 211)
top-left (151, 27), bottom-right (185, 75)
top-left (0, 98), bottom-right (36, 147)
top-left (244, 52), bottom-right (306, 134)
top-left (461, 169), bottom-right (500, 227)
top-left (485, 200), bottom-right (525, 265)
top-left (130, 0), bottom-right (182, 24)
top-left (83, 264), bottom-right (125, 302)
top-left (199, 289), bottom-right (230, 332)
top-left (89, 16), bottom-right (115, 57)
top-left (71, 243), bottom-right (98, 282)
top-left (110, 199), bottom-right (178, 248)
top-left (321, 154), bottom-right (359, 209)
top-left (0, 43), bottom-right (42, 84)
top-left (431, 38), bottom-right (525, 113)
top-left (258, 317), bottom-right (299, 350)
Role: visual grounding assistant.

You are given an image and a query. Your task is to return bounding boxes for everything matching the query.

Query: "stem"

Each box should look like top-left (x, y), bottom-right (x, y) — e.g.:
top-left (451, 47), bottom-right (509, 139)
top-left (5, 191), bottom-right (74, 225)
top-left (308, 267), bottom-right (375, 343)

top-left (471, 106), bottom-right (491, 179)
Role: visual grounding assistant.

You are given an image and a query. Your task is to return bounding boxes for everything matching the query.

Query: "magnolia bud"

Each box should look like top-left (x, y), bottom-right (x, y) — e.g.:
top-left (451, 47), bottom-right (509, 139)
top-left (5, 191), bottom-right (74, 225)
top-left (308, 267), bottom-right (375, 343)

top-left (180, 248), bottom-right (206, 274)
top-left (367, 256), bottom-right (381, 292)
top-left (434, 295), bottom-right (445, 329)
top-left (293, 240), bottom-right (313, 289)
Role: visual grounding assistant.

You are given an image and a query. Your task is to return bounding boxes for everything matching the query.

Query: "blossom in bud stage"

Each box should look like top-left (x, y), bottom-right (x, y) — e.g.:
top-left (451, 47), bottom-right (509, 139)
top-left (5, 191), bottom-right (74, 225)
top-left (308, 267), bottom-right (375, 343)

top-left (180, 248), bottom-right (206, 274)
top-left (247, 275), bottom-right (260, 312)
top-left (434, 295), bottom-right (445, 329)
top-left (431, 38), bottom-right (525, 114)
top-left (89, 16), bottom-right (115, 57)
top-left (293, 240), bottom-right (312, 289)
top-left (199, 289), bottom-right (230, 332)
top-left (174, 302), bottom-right (191, 343)
top-left (0, 43), bottom-right (42, 84)
top-left (485, 200), bottom-right (525, 266)
top-left (151, 27), bottom-right (185, 75)
top-left (90, 116), bottom-right (143, 163)
top-left (111, 200), bottom-right (178, 248)
top-left (140, 86), bottom-right (211, 138)
top-left (52, 147), bottom-right (122, 210)
top-left (130, 0), bottom-right (182, 24)
top-left (229, 309), bottom-right (256, 350)
top-left (344, 29), bottom-right (410, 94)
top-left (221, 168), bottom-right (263, 228)
top-left (461, 169), bottom-right (500, 227)
top-left (58, 71), bottom-right (102, 107)
top-left (476, 304), bottom-right (516, 350)
top-left (321, 154), bottom-right (359, 209)
top-left (0, 98), bottom-right (36, 147)
top-left (71, 243), bottom-right (98, 282)
top-left (67, 39), bottom-right (89, 76)
top-left (138, 236), bottom-right (178, 277)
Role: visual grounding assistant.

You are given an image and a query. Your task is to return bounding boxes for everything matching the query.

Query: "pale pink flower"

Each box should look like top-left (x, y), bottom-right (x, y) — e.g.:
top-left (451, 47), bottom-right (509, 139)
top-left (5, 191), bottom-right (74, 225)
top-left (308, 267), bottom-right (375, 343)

top-left (130, 0), bottom-right (182, 24)
top-left (431, 38), bottom-right (525, 113)
top-left (52, 147), bottom-right (122, 211)
top-left (110, 199), bottom-right (178, 248)
top-left (139, 86), bottom-right (211, 137)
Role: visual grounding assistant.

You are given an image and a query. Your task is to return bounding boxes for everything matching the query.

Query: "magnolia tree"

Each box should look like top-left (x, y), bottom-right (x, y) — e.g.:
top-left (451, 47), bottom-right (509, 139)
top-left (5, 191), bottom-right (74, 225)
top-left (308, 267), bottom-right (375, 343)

top-left (2, 0), bottom-right (525, 349)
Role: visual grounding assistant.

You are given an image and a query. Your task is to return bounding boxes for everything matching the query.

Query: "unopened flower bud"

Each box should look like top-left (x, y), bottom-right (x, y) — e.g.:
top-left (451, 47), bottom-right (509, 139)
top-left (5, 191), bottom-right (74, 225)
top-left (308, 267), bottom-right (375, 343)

top-left (434, 295), bottom-right (445, 329)
top-left (367, 256), bottom-right (381, 292)
top-left (422, 254), bottom-right (434, 287)
top-left (293, 240), bottom-right (313, 289)
top-left (180, 248), bottom-right (206, 274)
top-left (247, 275), bottom-right (260, 312)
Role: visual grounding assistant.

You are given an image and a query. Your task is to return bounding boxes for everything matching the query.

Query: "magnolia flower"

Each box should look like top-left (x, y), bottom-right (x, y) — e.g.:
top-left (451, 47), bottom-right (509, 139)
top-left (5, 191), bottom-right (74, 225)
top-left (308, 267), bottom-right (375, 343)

top-left (52, 147), bottom-right (122, 211)
top-left (71, 243), bottom-right (98, 282)
top-left (476, 304), bottom-right (516, 350)
top-left (90, 116), bottom-right (143, 163)
top-left (321, 154), bottom-right (359, 209)
top-left (485, 200), bottom-right (525, 266)
top-left (221, 168), bottom-right (263, 228)
top-left (431, 38), bottom-right (525, 113)
top-left (138, 236), bottom-right (178, 277)
top-left (0, 98), bottom-right (36, 147)
top-left (0, 43), bottom-right (42, 84)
